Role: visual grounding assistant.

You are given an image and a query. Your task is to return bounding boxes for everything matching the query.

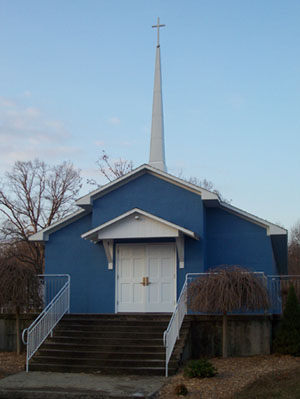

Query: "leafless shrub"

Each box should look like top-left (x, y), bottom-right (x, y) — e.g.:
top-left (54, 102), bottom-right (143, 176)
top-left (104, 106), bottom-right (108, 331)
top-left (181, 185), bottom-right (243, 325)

top-left (187, 266), bottom-right (270, 357)
top-left (0, 258), bottom-right (42, 354)
top-left (188, 266), bottom-right (270, 314)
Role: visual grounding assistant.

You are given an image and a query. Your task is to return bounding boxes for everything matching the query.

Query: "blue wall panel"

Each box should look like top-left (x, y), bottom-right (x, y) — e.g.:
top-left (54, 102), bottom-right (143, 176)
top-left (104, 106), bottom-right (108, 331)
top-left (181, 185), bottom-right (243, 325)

top-left (45, 213), bottom-right (115, 314)
top-left (206, 208), bottom-right (277, 274)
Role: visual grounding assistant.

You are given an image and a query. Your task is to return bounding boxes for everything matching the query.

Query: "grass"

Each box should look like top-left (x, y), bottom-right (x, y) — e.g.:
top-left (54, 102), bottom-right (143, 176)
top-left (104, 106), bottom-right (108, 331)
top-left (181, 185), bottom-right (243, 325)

top-left (234, 367), bottom-right (300, 399)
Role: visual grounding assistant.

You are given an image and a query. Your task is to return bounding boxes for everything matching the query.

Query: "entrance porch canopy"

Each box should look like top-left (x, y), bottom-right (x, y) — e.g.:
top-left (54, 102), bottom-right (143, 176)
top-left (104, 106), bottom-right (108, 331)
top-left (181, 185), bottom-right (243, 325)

top-left (81, 208), bottom-right (199, 269)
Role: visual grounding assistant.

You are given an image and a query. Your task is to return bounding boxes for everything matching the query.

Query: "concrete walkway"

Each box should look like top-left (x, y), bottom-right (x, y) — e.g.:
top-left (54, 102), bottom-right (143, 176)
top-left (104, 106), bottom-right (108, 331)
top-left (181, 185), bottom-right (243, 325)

top-left (0, 371), bottom-right (166, 399)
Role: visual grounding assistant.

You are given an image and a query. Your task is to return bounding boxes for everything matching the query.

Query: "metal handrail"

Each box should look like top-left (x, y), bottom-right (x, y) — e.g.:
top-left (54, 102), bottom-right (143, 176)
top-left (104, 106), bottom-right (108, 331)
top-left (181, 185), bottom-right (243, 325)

top-left (163, 273), bottom-right (201, 377)
top-left (22, 274), bottom-right (70, 372)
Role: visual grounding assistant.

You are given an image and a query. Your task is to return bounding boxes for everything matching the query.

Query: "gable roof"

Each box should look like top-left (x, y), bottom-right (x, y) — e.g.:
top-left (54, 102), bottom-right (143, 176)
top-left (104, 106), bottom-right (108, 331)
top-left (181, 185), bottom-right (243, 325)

top-left (76, 163), bottom-right (218, 208)
top-left (81, 208), bottom-right (199, 243)
top-left (29, 164), bottom-right (287, 242)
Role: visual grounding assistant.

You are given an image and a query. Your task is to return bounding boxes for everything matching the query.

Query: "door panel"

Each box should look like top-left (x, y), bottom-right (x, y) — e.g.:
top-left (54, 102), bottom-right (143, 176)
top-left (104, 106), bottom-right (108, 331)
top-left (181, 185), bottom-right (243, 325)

top-left (146, 244), bottom-right (175, 312)
top-left (117, 245), bottom-right (145, 312)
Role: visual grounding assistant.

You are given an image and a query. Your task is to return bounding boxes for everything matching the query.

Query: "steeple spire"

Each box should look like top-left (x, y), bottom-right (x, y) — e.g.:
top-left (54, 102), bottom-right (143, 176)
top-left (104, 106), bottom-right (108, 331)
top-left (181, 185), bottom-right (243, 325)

top-left (149, 18), bottom-right (166, 172)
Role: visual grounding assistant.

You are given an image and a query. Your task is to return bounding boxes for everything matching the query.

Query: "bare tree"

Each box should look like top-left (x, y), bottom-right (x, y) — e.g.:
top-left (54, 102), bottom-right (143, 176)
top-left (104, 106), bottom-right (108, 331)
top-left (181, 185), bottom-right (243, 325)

top-left (187, 266), bottom-right (270, 358)
top-left (288, 221), bottom-right (300, 274)
top-left (0, 159), bottom-right (82, 273)
top-left (93, 150), bottom-right (134, 184)
top-left (0, 253), bottom-right (42, 354)
top-left (93, 151), bottom-right (230, 205)
top-left (177, 172), bottom-right (231, 203)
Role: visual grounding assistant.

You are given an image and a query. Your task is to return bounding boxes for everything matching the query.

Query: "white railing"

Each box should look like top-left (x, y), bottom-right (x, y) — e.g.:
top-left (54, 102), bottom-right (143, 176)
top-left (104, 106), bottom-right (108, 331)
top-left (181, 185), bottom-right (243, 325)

top-left (22, 274), bottom-right (70, 372)
top-left (163, 273), bottom-right (200, 377)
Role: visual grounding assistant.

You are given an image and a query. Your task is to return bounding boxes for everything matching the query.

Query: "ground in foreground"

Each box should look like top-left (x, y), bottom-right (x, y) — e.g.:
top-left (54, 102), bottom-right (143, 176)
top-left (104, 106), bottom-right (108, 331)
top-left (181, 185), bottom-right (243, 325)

top-left (234, 368), bottom-right (300, 398)
top-left (0, 352), bottom-right (25, 379)
top-left (156, 355), bottom-right (300, 399)
top-left (1, 352), bottom-right (300, 398)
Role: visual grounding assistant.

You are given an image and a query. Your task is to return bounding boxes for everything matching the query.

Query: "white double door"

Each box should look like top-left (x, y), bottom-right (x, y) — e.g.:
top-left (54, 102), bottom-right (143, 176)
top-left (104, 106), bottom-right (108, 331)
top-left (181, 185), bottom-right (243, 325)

top-left (116, 243), bottom-right (176, 313)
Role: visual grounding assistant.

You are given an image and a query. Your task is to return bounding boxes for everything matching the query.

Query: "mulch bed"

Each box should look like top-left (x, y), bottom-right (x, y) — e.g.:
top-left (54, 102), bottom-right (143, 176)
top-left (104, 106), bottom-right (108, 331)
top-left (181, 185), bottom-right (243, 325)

top-left (0, 352), bottom-right (25, 379)
top-left (155, 355), bottom-right (300, 399)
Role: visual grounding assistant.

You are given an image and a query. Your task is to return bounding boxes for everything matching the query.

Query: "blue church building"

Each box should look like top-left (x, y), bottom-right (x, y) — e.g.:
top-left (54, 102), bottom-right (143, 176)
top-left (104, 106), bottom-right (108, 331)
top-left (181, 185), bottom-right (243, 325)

top-left (30, 20), bottom-right (287, 316)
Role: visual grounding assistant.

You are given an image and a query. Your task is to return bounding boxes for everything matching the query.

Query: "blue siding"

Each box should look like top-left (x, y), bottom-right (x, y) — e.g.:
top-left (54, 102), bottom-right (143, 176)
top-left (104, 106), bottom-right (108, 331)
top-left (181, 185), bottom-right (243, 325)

top-left (92, 173), bottom-right (204, 236)
top-left (271, 235), bottom-right (288, 274)
top-left (206, 207), bottom-right (277, 274)
top-left (45, 173), bottom-right (205, 313)
top-left (43, 172), bottom-right (281, 313)
top-left (45, 213), bottom-right (115, 313)
top-left (177, 236), bottom-right (204, 298)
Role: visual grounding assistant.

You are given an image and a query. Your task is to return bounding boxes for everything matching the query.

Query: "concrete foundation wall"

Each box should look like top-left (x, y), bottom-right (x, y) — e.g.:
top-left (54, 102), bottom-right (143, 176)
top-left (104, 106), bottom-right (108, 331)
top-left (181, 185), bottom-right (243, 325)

top-left (0, 313), bottom-right (280, 356)
top-left (189, 315), bottom-right (272, 358)
top-left (0, 314), bottom-right (37, 352)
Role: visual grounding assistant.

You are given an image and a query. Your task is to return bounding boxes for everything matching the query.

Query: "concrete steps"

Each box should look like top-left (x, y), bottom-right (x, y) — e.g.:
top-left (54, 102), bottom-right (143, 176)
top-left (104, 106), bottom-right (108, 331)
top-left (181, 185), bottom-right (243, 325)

top-left (29, 314), bottom-right (191, 376)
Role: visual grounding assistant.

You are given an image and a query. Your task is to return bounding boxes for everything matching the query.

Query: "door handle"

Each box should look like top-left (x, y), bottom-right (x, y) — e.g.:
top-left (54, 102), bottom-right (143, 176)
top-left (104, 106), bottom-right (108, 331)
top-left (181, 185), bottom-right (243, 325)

top-left (140, 277), bottom-right (151, 286)
top-left (140, 277), bottom-right (146, 286)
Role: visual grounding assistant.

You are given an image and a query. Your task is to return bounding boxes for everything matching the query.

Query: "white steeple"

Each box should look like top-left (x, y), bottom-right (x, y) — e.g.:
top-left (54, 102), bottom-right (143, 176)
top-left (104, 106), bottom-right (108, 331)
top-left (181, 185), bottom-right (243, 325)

top-left (149, 18), bottom-right (166, 172)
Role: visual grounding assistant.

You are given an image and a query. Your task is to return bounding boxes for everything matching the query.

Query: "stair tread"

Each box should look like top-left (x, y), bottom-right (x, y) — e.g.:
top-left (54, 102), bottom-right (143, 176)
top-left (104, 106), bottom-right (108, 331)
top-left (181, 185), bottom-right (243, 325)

top-left (31, 357), bottom-right (175, 367)
top-left (42, 343), bottom-right (166, 349)
top-left (29, 363), bottom-right (176, 370)
top-left (33, 355), bottom-right (172, 361)
top-left (38, 349), bottom-right (166, 355)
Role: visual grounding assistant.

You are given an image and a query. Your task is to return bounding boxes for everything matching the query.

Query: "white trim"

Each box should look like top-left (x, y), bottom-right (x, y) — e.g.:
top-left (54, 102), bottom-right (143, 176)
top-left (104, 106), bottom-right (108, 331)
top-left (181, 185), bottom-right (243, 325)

top-left (81, 208), bottom-right (199, 242)
top-left (176, 233), bottom-right (185, 269)
top-left (29, 209), bottom-right (88, 242)
top-left (103, 239), bottom-right (114, 270)
top-left (220, 202), bottom-right (287, 236)
top-left (115, 244), bottom-right (118, 314)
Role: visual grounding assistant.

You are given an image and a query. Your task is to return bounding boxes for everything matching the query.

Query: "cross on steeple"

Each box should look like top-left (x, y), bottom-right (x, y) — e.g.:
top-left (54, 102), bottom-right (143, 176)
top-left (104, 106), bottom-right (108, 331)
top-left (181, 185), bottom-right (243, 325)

top-left (152, 17), bottom-right (165, 47)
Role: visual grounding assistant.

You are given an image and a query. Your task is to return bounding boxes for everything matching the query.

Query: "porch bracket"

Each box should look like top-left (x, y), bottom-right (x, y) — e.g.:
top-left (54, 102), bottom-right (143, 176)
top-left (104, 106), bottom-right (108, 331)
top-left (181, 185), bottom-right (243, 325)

top-left (103, 239), bottom-right (114, 270)
top-left (176, 234), bottom-right (184, 269)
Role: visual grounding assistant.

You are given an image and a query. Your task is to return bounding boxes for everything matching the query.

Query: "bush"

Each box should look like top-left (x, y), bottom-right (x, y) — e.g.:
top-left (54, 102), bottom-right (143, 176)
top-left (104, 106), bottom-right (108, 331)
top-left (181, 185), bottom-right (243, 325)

top-left (273, 284), bottom-right (300, 356)
top-left (174, 383), bottom-right (188, 396)
top-left (184, 358), bottom-right (217, 378)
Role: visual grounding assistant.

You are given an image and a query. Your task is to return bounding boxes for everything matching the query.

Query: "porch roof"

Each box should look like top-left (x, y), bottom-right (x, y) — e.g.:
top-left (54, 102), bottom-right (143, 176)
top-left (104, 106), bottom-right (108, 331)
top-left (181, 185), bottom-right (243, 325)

top-left (81, 208), bottom-right (199, 243)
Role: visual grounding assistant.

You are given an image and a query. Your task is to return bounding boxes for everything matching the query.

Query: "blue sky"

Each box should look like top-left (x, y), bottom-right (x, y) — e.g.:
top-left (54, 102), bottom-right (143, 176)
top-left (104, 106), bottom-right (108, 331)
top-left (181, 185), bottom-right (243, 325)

top-left (0, 0), bottom-right (299, 231)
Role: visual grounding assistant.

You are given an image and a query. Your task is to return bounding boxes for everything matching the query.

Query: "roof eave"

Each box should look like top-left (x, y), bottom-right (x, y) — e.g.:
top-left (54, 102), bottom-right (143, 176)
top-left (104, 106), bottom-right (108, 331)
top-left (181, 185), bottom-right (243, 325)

top-left (29, 208), bottom-right (89, 242)
top-left (219, 202), bottom-right (287, 236)
top-left (81, 207), bottom-right (199, 242)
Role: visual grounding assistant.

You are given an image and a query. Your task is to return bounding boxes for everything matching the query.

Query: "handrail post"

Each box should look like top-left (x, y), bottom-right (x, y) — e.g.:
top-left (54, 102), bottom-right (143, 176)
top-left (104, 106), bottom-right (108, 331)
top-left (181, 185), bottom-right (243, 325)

top-left (67, 281), bottom-right (70, 314)
top-left (165, 345), bottom-right (168, 377)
